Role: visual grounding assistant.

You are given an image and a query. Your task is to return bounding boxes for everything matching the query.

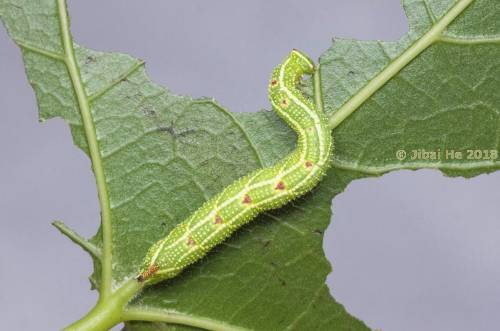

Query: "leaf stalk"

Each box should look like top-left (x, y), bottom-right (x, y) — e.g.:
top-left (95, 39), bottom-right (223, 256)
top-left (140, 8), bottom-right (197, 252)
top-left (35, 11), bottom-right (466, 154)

top-left (63, 279), bottom-right (142, 331)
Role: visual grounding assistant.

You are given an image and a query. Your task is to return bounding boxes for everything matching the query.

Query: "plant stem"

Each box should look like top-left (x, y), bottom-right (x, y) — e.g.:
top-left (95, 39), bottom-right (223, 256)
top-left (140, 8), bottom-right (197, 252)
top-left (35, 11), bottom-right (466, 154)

top-left (63, 279), bottom-right (143, 331)
top-left (56, 0), bottom-right (114, 300)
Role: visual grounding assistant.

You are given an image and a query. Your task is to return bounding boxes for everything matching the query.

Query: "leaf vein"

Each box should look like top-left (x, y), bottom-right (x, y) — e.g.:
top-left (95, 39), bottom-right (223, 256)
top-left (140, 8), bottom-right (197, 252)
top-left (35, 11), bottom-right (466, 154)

top-left (88, 60), bottom-right (145, 102)
top-left (15, 39), bottom-right (65, 61)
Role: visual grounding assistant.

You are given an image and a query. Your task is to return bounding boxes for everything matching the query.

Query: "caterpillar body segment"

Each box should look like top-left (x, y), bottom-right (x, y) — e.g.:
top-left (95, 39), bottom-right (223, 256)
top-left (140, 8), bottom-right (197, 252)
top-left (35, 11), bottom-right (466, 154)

top-left (138, 50), bottom-right (333, 284)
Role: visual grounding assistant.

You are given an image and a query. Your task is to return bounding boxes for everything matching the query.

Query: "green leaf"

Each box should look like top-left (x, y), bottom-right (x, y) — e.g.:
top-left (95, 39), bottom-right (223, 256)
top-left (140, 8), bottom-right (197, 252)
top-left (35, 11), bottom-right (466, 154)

top-left (122, 323), bottom-right (205, 331)
top-left (0, 0), bottom-right (498, 330)
top-left (323, 0), bottom-right (500, 178)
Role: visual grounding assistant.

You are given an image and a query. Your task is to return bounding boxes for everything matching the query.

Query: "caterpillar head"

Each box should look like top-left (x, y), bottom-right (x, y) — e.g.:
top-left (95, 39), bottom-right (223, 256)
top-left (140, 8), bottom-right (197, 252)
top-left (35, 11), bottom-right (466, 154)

top-left (290, 49), bottom-right (315, 75)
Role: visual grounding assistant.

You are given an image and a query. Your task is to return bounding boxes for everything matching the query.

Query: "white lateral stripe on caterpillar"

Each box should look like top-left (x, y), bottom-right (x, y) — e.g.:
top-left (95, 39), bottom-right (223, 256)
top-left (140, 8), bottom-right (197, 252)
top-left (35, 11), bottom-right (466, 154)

top-left (150, 98), bottom-right (310, 265)
top-left (137, 50), bottom-right (333, 284)
top-left (279, 56), bottom-right (326, 159)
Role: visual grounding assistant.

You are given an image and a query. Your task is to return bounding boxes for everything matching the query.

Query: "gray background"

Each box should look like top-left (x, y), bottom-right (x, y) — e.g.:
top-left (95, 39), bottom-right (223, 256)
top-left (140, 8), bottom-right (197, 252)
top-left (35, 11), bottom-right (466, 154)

top-left (0, 1), bottom-right (499, 330)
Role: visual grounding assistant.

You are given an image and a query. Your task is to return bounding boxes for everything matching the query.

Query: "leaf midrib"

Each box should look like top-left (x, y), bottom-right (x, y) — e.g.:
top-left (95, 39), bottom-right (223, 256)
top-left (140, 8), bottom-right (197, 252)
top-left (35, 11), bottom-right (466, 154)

top-left (55, 0), bottom-right (114, 300)
top-left (327, 0), bottom-right (476, 129)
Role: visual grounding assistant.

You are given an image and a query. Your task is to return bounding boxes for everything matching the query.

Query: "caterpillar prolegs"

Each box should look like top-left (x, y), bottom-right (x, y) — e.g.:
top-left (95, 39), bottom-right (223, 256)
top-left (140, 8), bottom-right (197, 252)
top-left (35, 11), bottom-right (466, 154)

top-left (137, 50), bottom-right (333, 283)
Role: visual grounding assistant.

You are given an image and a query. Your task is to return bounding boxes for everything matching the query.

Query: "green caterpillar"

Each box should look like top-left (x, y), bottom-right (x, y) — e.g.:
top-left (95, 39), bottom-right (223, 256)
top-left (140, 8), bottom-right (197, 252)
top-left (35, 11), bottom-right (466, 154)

top-left (137, 50), bottom-right (333, 283)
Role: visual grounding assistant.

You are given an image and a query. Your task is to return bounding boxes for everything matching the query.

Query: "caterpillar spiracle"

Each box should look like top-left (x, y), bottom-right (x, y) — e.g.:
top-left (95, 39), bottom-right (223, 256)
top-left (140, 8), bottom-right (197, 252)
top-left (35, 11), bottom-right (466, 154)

top-left (137, 50), bottom-right (333, 283)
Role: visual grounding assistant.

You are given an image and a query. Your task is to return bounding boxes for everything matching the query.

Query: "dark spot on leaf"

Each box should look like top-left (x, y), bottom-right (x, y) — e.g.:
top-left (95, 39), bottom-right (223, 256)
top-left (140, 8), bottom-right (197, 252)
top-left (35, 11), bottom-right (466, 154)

top-left (313, 229), bottom-right (323, 235)
top-left (158, 125), bottom-right (175, 135)
top-left (85, 55), bottom-right (96, 64)
top-left (142, 106), bottom-right (156, 117)
top-left (178, 129), bottom-right (196, 137)
top-left (157, 121), bottom-right (196, 138)
top-left (158, 126), bottom-right (196, 137)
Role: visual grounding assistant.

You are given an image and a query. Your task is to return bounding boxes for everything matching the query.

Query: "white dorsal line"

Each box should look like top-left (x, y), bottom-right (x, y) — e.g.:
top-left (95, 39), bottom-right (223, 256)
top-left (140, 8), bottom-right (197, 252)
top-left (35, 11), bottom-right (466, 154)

top-left (149, 58), bottom-right (326, 267)
top-left (148, 55), bottom-right (328, 268)
top-left (176, 147), bottom-right (328, 264)
top-left (150, 101), bottom-right (310, 265)
top-left (278, 56), bottom-right (325, 161)
top-left (279, 56), bottom-right (309, 164)
top-left (186, 161), bottom-right (324, 259)
top-left (291, 50), bottom-right (315, 70)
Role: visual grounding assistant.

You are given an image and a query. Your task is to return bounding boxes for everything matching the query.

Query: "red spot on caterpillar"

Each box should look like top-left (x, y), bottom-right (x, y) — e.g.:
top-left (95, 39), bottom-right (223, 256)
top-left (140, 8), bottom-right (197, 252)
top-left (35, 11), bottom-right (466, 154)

top-left (305, 161), bottom-right (313, 169)
top-left (282, 99), bottom-right (289, 107)
top-left (243, 194), bottom-right (252, 204)
top-left (214, 214), bottom-right (223, 225)
top-left (275, 181), bottom-right (286, 190)
top-left (271, 79), bottom-right (278, 86)
top-left (187, 236), bottom-right (196, 247)
top-left (137, 264), bottom-right (159, 282)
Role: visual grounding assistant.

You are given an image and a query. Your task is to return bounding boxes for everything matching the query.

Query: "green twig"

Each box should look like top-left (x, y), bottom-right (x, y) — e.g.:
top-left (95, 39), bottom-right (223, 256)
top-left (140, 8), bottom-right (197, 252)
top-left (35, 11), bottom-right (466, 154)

top-left (64, 279), bottom-right (143, 331)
